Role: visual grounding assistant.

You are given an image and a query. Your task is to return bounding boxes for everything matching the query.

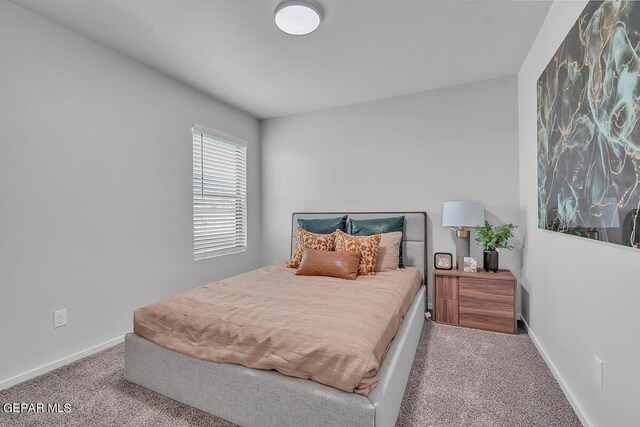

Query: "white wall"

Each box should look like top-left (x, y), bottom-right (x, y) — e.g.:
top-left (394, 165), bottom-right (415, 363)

top-left (0, 0), bottom-right (261, 387)
top-left (260, 76), bottom-right (521, 307)
top-left (518, 2), bottom-right (640, 426)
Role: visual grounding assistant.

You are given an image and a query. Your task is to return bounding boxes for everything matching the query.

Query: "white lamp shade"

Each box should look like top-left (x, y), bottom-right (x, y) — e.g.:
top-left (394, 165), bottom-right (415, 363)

top-left (442, 201), bottom-right (485, 227)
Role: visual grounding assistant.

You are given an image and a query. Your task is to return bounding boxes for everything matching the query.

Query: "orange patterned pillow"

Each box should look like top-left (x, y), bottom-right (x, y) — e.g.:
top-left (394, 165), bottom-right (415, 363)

top-left (334, 230), bottom-right (382, 276)
top-left (287, 227), bottom-right (337, 269)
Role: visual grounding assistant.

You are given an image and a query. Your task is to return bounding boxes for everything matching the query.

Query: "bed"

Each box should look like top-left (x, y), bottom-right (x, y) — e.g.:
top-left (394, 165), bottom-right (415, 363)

top-left (125, 211), bottom-right (427, 427)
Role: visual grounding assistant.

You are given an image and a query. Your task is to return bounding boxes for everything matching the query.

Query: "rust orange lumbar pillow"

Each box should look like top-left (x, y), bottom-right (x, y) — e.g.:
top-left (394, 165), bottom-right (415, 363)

top-left (287, 227), bottom-right (337, 269)
top-left (334, 229), bottom-right (382, 276)
top-left (296, 248), bottom-right (361, 280)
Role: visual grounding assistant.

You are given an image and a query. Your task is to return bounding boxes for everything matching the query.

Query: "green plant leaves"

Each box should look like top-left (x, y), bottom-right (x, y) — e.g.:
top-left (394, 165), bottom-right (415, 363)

top-left (475, 221), bottom-right (516, 250)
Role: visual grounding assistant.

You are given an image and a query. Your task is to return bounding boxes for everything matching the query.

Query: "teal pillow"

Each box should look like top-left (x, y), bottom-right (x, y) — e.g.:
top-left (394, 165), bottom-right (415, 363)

top-left (350, 216), bottom-right (405, 267)
top-left (297, 216), bottom-right (348, 234)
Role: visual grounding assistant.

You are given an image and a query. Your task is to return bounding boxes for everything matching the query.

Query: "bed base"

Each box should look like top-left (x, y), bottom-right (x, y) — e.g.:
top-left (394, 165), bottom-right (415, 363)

top-left (125, 285), bottom-right (425, 427)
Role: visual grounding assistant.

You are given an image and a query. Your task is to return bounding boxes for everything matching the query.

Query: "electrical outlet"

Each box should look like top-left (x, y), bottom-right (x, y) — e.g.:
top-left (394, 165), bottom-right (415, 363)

top-left (53, 309), bottom-right (67, 328)
top-left (594, 355), bottom-right (603, 388)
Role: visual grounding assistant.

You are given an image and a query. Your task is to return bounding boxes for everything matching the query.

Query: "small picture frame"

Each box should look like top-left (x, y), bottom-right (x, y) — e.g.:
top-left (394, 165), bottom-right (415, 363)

top-left (434, 252), bottom-right (453, 270)
top-left (463, 257), bottom-right (477, 273)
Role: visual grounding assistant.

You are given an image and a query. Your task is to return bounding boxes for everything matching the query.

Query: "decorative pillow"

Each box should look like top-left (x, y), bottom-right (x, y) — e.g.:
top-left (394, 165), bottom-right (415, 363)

top-left (334, 230), bottom-right (381, 276)
top-left (298, 216), bottom-right (348, 234)
top-left (296, 249), bottom-right (361, 280)
top-left (287, 227), bottom-right (336, 269)
top-left (375, 231), bottom-right (403, 272)
top-left (350, 216), bottom-right (405, 267)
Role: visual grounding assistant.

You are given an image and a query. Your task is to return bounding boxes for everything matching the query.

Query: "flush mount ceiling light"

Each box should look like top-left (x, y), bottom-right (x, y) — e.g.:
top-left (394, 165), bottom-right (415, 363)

top-left (274, 0), bottom-right (324, 36)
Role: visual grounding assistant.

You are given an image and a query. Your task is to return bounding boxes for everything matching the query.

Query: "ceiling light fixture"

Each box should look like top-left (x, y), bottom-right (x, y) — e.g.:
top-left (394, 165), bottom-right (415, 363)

top-left (274, 0), bottom-right (323, 36)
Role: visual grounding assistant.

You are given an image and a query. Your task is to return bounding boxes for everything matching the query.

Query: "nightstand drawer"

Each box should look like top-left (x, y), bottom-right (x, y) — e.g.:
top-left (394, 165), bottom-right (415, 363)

top-left (435, 276), bottom-right (458, 300)
top-left (459, 312), bottom-right (515, 334)
top-left (459, 299), bottom-right (513, 318)
top-left (459, 278), bottom-right (514, 304)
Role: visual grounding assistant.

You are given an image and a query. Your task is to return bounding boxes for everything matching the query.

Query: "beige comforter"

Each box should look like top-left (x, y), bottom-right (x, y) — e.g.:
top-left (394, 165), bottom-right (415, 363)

top-left (134, 264), bottom-right (422, 395)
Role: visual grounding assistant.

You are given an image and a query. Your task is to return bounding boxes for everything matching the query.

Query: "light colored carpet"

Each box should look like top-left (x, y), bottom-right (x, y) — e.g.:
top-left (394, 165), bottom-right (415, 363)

top-left (397, 322), bottom-right (581, 427)
top-left (0, 321), bottom-right (581, 427)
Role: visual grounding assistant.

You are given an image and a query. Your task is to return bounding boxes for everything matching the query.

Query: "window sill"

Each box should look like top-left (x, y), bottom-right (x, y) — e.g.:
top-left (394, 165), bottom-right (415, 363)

top-left (195, 247), bottom-right (247, 261)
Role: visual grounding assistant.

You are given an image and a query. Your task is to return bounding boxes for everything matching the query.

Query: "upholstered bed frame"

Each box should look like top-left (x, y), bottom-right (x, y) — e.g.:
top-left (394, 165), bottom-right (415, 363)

top-left (125, 211), bottom-right (427, 427)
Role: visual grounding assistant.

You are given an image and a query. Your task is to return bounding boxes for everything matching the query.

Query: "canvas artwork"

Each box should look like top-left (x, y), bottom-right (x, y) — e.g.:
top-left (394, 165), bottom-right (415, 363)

top-left (537, 0), bottom-right (640, 248)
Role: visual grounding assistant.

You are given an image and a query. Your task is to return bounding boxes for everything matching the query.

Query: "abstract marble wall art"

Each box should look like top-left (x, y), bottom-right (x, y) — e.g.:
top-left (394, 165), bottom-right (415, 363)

top-left (538, 0), bottom-right (640, 248)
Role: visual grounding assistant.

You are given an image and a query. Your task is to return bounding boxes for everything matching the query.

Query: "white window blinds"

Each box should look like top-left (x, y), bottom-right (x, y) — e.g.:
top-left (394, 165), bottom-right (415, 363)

top-left (193, 125), bottom-right (247, 260)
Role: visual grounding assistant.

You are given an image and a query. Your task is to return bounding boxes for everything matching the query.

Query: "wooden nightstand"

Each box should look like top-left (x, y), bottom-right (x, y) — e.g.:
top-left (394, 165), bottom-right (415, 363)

top-left (433, 269), bottom-right (517, 334)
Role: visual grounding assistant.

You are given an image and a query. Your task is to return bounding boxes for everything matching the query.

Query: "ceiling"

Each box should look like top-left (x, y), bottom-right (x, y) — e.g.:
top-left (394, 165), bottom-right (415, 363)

top-left (11, 0), bottom-right (551, 119)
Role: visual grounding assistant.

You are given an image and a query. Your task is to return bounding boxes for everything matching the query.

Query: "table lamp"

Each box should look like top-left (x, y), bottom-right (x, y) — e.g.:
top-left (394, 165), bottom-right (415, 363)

top-left (442, 201), bottom-right (485, 270)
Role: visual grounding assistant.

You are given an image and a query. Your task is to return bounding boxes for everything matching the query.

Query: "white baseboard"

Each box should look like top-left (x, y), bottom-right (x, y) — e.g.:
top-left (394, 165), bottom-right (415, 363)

top-left (0, 334), bottom-right (125, 391)
top-left (522, 319), bottom-right (592, 427)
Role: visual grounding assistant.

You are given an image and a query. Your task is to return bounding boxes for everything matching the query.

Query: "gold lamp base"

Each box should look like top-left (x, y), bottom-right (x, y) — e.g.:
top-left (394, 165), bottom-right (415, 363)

top-left (454, 227), bottom-right (471, 269)
top-left (456, 229), bottom-right (470, 238)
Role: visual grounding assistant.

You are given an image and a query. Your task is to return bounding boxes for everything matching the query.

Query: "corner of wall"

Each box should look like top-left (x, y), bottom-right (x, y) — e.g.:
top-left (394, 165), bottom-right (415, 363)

top-left (517, 1), bottom-right (638, 426)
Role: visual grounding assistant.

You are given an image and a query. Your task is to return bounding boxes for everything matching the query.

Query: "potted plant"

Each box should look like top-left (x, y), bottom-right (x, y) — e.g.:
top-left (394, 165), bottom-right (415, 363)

top-left (475, 222), bottom-right (516, 272)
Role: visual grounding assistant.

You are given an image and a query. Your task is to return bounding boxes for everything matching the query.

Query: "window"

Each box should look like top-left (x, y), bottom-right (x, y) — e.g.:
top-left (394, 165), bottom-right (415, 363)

top-left (193, 125), bottom-right (247, 260)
